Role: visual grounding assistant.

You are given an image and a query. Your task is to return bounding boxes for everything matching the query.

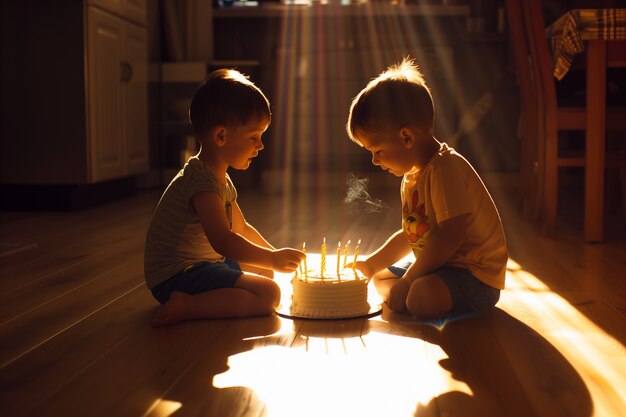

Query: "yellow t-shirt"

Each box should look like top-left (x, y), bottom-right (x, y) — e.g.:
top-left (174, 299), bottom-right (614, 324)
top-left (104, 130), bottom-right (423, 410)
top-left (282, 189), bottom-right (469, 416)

top-left (144, 156), bottom-right (237, 289)
top-left (401, 143), bottom-right (507, 289)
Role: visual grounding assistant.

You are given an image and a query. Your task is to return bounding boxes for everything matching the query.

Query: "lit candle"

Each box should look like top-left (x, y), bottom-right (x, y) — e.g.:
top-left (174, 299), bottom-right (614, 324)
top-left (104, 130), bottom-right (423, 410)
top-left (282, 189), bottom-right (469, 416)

top-left (321, 237), bottom-right (326, 279)
top-left (352, 239), bottom-right (361, 273)
top-left (343, 240), bottom-right (351, 267)
top-left (336, 241), bottom-right (341, 281)
top-left (303, 242), bottom-right (307, 282)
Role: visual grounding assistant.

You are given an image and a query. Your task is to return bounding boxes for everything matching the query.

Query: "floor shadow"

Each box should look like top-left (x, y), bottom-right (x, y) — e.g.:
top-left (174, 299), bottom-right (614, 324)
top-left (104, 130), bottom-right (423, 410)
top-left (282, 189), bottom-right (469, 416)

top-left (373, 307), bottom-right (593, 417)
top-left (160, 315), bottom-right (283, 417)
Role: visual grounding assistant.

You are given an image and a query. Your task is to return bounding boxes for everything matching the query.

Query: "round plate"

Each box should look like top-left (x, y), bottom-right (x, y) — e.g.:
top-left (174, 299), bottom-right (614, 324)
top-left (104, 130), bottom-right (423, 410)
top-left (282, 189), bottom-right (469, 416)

top-left (276, 303), bottom-right (382, 320)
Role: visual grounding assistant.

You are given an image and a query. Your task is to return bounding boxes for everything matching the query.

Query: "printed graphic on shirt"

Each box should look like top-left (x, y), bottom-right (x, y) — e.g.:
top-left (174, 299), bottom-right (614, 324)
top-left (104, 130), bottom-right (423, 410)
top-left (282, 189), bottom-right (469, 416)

top-left (403, 188), bottom-right (431, 254)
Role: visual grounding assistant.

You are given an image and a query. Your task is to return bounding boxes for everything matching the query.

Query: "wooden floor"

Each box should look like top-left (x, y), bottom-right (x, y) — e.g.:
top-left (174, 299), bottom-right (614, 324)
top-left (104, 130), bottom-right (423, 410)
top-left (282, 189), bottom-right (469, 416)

top-left (1, 172), bottom-right (625, 417)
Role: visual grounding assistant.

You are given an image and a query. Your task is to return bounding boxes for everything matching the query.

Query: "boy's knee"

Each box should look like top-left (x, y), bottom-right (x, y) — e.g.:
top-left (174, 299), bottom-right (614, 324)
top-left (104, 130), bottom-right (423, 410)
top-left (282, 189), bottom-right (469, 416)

top-left (254, 282), bottom-right (281, 315)
top-left (406, 276), bottom-right (453, 318)
top-left (406, 293), bottom-right (444, 318)
top-left (372, 272), bottom-right (386, 287)
top-left (372, 270), bottom-right (398, 290)
top-left (265, 280), bottom-right (281, 308)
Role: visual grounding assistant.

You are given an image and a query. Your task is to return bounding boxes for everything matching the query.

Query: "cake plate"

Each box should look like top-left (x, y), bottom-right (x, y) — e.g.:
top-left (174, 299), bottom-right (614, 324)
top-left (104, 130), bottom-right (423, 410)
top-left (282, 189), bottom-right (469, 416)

top-left (276, 303), bottom-right (382, 320)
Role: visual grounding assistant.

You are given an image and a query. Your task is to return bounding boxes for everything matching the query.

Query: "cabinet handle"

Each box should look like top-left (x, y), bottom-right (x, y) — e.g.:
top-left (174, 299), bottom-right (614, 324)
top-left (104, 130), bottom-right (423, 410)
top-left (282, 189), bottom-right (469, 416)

top-left (120, 61), bottom-right (133, 83)
top-left (126, 62), bottom-right (133, 83)
top-left (120, 61), bottom-right (128, 82)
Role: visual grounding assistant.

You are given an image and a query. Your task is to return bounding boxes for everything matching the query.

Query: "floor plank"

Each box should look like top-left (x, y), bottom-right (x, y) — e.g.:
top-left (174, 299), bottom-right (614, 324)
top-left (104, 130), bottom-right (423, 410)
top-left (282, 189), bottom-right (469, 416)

top-left (0, 239), bottom-right (145, 324)
top-left (0, 193), bottom-right (154, 294)
top-left (0, 255), bottom-right (144, 367)
top-left (0, 286), bottom-right (155, 417)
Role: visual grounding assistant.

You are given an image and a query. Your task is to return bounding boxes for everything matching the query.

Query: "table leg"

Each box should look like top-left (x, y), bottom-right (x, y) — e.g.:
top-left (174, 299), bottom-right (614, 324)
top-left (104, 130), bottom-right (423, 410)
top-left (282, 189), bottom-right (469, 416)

top-left (585, 40), bottom-right (606, 242)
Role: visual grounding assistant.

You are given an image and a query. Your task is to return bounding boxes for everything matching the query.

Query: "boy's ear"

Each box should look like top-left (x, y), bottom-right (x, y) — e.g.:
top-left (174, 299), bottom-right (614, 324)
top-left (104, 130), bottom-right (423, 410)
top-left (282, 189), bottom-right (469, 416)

top-left (212, 126), bottom-right (227, 147)
top-left (399, 128), bottom-right (415, 148)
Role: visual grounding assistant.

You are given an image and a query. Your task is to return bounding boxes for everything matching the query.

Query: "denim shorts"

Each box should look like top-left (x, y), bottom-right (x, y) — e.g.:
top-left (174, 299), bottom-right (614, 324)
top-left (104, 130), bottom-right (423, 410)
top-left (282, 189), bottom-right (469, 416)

top-left (151, 259), bottom-right (243, 304)
top-left (388, 261), bottom-right (500, 318)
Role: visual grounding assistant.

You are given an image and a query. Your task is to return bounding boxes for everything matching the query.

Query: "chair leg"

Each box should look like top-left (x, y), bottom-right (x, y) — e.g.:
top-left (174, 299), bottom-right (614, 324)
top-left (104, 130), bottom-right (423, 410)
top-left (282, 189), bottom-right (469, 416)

top-left (540, 131), bottom-right (558, 236)
top-left (519, 121), bottom-right (537, 221)
top-left (584, 40), bottom-right (607, 242)
top-left (621, 144), bottom-right (626, 219)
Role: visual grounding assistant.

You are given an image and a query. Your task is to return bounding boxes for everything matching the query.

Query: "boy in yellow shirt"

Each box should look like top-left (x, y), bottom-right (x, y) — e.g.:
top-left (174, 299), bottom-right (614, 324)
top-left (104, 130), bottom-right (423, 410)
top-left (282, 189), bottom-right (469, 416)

top-left (348, 58), bottom-right (507, 319)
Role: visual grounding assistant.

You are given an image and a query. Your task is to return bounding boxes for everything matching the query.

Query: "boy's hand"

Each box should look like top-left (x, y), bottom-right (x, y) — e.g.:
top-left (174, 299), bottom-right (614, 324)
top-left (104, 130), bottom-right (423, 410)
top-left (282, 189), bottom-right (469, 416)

top-left (352, 260), bottom-right (375, 280)
top-left (271, 248), bottom-right (305, 273)
top-left (387, 279), bottom-right (411, 313)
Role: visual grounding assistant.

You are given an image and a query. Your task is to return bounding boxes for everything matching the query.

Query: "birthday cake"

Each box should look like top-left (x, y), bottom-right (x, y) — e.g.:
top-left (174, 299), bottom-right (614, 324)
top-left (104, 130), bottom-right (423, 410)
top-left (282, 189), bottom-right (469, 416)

top-left (290, 269), bottom-right (370, 318)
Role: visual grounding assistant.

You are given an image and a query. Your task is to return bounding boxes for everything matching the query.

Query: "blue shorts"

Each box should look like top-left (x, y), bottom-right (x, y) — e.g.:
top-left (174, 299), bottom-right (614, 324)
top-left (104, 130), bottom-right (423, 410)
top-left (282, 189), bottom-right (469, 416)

top-left (388, 261), bottom-right (500, 318)
top-left (151, 259), bottom-right (243, 304)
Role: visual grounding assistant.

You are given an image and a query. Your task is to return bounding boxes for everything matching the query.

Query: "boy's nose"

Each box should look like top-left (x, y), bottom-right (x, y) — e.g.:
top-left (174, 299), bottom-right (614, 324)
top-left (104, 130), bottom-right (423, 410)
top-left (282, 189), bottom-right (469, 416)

top-left (371, 154), bottom-right (380, 166)
top-left (257, 140), bottom-right (264, 151)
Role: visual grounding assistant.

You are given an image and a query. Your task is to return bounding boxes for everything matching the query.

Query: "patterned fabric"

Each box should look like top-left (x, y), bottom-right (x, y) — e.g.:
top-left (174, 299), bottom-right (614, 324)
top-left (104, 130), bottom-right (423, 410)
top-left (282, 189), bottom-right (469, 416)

top-left (547, 8), bottom-right (626, 80)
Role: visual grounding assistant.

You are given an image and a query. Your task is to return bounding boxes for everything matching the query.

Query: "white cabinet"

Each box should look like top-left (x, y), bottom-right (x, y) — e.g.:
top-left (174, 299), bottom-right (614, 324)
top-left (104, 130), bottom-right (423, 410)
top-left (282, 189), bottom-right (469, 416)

top-left (0, 0), bottom-right (148, 185)
top-left (86, 5), bottom-right (148, 182)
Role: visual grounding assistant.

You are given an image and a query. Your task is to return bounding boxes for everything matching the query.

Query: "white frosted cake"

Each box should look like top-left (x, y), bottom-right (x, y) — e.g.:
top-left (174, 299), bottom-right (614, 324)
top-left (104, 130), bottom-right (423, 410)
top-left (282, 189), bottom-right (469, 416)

top-left (290, 269), bottom-right (370, 318)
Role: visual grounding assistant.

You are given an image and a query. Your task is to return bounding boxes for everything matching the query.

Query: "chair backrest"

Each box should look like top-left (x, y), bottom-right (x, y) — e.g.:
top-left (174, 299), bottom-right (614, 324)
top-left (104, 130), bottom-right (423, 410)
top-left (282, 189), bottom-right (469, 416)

top-left (523, 0), bottom-right (559, 118)
top-left (505, 0), bottom-right (536, 123)
top-left (505, 0), bottom-right (545, 219)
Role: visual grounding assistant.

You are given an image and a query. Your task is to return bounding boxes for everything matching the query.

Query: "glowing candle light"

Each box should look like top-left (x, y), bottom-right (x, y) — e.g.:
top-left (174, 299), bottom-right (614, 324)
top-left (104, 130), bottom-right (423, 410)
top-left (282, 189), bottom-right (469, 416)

top-left (303, 242), bottom-right (307, 282)
top-left (343, 240), bottom-right (351, 267)
top-left (321, 237), bottom-right (326, 279)
top-left (336, 241), bottom-right (341, 281)
top-left (352, 239), bottom-right (361, 273)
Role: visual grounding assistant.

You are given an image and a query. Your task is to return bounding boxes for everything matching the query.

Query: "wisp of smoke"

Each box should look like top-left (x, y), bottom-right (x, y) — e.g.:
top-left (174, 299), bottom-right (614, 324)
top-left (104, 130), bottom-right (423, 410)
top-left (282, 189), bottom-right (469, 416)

top-left (343, 172), bottom-right (389, 214)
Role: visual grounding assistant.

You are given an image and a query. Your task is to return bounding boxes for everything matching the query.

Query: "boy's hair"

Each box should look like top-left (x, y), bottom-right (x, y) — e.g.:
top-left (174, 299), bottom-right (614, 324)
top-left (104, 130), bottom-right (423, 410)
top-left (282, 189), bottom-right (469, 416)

top-left (189, 68), bottom-right (271, 138)
top-left (347, 57), bottom-right (434, 144)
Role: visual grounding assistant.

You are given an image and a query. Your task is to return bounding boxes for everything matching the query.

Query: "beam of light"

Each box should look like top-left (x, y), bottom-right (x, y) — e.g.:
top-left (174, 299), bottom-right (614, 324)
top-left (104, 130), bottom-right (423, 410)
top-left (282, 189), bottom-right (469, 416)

top-left (501, 258), bottom-right (626, 416)
top-left (266, 3), bottom-right (481, 248)
top-left (143, 399), bottom-right (182, 417)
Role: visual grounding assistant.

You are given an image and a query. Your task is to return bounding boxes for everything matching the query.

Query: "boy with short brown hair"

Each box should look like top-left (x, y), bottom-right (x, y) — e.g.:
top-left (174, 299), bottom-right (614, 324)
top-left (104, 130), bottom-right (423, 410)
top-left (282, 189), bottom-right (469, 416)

top-left (145, 69), bottom-right (304, 326)
top-left (348, 58), bottom-right (507, 319)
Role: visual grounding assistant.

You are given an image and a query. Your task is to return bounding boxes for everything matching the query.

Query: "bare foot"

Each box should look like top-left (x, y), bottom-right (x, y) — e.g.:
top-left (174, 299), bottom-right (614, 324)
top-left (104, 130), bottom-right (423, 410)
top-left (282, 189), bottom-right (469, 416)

top-left (152, 291), bottom-right (190, 327)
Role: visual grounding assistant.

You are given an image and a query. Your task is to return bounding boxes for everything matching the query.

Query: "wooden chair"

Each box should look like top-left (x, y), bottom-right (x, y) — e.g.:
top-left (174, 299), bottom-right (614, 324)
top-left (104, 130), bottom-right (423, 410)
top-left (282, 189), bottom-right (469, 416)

top-left (506, 0), bottom-right (626, 241)
top-left (504, 0), bottom-right (542, 223)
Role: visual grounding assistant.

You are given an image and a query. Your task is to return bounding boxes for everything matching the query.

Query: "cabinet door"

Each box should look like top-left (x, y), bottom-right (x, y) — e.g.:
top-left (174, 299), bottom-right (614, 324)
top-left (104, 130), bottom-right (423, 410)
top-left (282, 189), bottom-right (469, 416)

top-left (122, 0), bottom-right (146, 25)
top-left (86, 6), bottom-right (125, 182)
top-left (88, 0), bottom-right (146, 25)
top-left (123, 23), bottom-right (148, 175)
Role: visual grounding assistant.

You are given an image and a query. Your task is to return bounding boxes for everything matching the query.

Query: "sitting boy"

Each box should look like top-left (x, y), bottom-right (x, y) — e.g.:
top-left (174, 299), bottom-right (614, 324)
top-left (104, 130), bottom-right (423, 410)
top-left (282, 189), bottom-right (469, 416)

top-left (144, 69), bottom-right (304, 326)
top-left (348, 58), bottom-right (508, 319)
